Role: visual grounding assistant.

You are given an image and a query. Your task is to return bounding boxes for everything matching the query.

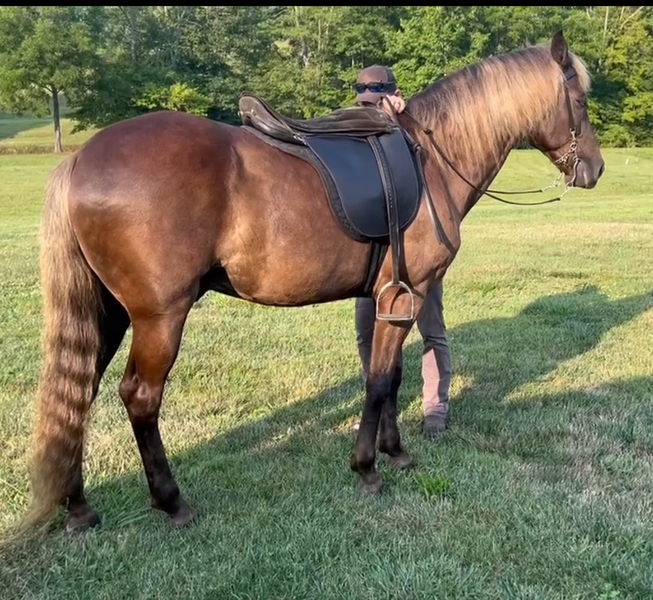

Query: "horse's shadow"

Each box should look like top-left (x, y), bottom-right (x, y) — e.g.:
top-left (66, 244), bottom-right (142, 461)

top-left (407, 282), bottom-right (651, 409)
top-left (84, 284), bottom-right (652, 524)
top-left (406, 284), bottom-right (652, 466)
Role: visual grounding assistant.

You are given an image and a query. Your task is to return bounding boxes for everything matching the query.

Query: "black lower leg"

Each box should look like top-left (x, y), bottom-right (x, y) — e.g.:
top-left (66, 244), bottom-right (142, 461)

top-left (378, 365), bottom-right (415, 470)
top-left (124, 400), bottom-right (195, 528)
top-left (120, 310), bottom-right (195, 528)
top-left (350, 309), bottom-right (417, 492)
top-left (131, 418), bottom-right (182, 514)
top-left (350, 371), bottom-right (392, 492)
top-left (379, 364), bottom-right (403, 455)
top-left (63, 468), bottom-right (101, 532)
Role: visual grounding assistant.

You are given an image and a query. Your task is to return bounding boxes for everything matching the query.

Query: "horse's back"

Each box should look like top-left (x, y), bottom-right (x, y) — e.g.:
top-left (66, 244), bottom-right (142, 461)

top-left (68, 111), bottom-right (236, 208)
top-left (75, 110), bottom-right (231, 174)
top-left (62, 110), bottom-right (367, 309)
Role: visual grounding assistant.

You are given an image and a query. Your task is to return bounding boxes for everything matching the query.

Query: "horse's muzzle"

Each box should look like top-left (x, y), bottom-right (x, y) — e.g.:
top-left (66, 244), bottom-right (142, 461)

top-left (569, 159), bottom-right (605, 189)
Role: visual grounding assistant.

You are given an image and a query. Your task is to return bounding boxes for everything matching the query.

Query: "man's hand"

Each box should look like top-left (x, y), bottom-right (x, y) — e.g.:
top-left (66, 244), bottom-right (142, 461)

top-left (381, 93), bottom-right (406, 116)
top-left (388, 94), bottom-right (406, 113)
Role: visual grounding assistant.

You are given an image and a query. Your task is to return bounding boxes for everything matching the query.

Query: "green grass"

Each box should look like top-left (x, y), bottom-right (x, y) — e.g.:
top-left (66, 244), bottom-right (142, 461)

top-left (1, 147), bottom-right (653, 600)
top-left (0, 115), bottom-right (98, 154)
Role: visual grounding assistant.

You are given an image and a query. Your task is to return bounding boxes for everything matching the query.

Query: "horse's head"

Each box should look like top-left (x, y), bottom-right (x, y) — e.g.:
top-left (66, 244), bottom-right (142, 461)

top-left (529, 31), bottom-right (605, 190)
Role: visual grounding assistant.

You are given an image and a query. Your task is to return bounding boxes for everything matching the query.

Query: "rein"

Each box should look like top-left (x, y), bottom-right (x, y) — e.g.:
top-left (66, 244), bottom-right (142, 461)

top-left (397, 64), bottom-right (581, 208)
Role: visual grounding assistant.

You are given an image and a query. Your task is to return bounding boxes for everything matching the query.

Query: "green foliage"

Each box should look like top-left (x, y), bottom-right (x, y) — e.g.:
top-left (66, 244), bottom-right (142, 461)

top-left (135, 82), bottom-right (212, 116)
top-left (253, 6), bottom-right (401, 117)
top-left (0, 6), bottom-right (102, 150)
top-left (0, 6), bottom-right (652, 146)
top-left (599, 123), bottom-right (636, 147)
top-left (391, 6), bottom-right (490, 96)
top-left (0, 7), bottom-right (100, 115)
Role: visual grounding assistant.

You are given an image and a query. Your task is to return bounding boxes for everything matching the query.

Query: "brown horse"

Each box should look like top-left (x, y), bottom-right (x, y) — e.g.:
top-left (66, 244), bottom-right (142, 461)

top-left (24, 31), bottom-right (604, 533)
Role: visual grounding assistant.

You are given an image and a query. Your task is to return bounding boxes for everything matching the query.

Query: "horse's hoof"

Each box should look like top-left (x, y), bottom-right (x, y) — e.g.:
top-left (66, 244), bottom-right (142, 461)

top-left (358, 475), bottom-right (384, 496)
top-left (386, 452), bottom-right (416, 470)
top-left (152, 497), bottom-right (197, 528)
top-left (64, 506), bottom-right (101, 533)
top-left (169, 500), bottom-right (197, 529)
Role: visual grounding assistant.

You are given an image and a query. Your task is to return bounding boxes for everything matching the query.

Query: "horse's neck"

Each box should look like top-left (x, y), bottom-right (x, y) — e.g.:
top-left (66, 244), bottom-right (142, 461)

top-left (412, 84), bottom-right (532, 219)
top-left (459, 143), bottom-right (514, 218)
top-left (422, 131), bottom-right (514, 221)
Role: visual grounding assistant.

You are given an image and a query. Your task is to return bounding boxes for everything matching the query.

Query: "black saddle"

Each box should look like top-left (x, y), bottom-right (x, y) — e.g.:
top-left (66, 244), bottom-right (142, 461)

top-left (238, 94), bottom-right (425, 317)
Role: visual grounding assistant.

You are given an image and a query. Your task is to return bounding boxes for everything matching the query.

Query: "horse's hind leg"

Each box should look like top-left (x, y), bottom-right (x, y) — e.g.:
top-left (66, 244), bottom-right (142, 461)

top-left (118, 301), bottom-right (194, 528)
top-left (65, 287), bottom-right (130, 532)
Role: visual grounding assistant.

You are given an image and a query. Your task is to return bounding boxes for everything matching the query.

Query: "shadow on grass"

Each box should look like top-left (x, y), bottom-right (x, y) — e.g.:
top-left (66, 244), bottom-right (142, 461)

top-left (0, 116), bottom-right (48, 142)
top-left (2, 288), bottom-right (652, 514)
top-left (82, 285), bottom-right (652, 518)
top-left (431, 285), bottom-right (648, 404)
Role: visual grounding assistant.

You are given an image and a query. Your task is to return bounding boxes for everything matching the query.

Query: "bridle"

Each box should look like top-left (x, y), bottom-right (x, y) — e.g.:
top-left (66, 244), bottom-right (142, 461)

top-left (549, 63), bottom-right (583, 192)
top-left (397, 62), bottom-right (583, 208)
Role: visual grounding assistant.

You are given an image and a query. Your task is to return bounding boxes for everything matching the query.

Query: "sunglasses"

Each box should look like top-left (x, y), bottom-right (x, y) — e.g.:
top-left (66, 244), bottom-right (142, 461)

top-left (352, 82), bottom-right (397, 95)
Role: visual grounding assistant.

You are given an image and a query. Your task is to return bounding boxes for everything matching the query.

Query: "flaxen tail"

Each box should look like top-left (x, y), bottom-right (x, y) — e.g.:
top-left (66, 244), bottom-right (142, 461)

top-left (22, 155), bottom-right (104, 530)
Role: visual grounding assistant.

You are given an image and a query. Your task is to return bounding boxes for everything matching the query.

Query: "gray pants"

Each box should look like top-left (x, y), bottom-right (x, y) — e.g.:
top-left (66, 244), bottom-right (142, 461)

top-left (354, 280), bottom-right (451, 417)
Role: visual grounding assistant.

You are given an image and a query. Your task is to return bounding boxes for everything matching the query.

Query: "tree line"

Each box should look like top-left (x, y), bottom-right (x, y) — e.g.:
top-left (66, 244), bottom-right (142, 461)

top-left (0, 6), bottom-right (651, 152)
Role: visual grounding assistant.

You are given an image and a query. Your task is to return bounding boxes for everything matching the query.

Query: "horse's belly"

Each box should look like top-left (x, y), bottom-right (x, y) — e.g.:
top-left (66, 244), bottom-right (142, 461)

top-left (220, 247), bottom-right (368, 307)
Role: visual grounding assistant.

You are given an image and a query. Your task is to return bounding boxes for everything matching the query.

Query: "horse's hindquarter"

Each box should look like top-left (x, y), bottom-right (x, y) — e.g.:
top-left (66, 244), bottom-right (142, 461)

top-left (66, 112), bottom-right (232, 314)
top-left (66, 112), bottom-right (368, 313)
top-left (212, 127), bottom-right (369, 305)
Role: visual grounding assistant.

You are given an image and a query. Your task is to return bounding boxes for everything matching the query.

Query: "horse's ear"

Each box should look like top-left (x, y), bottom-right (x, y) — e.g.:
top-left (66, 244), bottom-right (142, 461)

top-left (551, 30), bottom-right (570, 68)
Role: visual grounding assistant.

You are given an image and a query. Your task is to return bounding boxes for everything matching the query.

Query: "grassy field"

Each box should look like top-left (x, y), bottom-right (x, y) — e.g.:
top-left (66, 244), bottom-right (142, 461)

top-left (0, 144), bottom-right (652, 600)
top-left (0, 114), bottom-right (98, 154)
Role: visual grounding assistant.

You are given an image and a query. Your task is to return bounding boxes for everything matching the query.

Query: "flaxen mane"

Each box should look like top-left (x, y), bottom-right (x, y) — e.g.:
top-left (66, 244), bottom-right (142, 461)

top-left (406, 45), bottom-right (591, 171)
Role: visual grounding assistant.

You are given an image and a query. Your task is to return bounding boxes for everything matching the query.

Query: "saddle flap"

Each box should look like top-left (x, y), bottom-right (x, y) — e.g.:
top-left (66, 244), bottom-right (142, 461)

top-left (305, 129), bottom-right (422, 239)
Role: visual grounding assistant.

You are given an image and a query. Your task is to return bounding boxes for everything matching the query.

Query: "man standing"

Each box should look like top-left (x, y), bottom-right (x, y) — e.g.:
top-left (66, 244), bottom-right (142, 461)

top-left (352, 65), bottom-right (451, 437)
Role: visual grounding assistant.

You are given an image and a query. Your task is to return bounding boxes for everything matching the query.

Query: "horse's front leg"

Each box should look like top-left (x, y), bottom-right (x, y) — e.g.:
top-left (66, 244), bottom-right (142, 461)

top-left (350, 294), bottom-right (420, 494)
top-left (378, 360), bottom-right (415, 469)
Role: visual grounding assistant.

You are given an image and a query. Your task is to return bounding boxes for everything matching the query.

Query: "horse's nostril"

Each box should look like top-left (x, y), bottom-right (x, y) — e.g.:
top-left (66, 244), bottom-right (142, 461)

top-left (598, 163), bottom-right (605, 178)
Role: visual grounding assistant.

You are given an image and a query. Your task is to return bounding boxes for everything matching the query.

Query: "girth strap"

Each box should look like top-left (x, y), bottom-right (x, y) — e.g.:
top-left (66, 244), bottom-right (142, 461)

top-left (367, 135), bottom-right (402, 286)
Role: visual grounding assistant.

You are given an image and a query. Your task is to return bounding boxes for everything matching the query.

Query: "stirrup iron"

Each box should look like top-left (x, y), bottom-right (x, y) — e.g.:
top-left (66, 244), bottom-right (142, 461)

top-left (375, 280), bottom-right (416, 322)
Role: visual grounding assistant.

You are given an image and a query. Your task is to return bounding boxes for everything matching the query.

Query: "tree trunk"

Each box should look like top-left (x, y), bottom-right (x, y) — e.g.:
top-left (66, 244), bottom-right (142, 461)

top-left (52, 86), bottom-right (63, 154)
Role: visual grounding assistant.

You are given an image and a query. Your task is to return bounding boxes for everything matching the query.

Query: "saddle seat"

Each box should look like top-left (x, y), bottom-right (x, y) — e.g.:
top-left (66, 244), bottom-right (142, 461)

top-left (238, 94), bottom-right (396, 144)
